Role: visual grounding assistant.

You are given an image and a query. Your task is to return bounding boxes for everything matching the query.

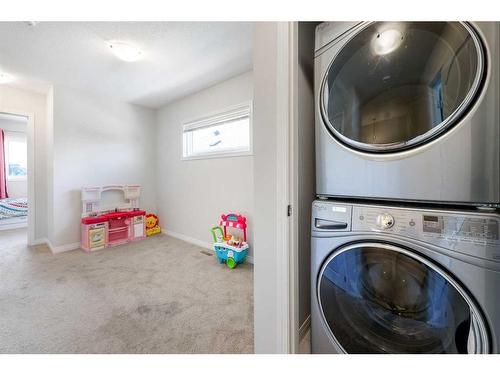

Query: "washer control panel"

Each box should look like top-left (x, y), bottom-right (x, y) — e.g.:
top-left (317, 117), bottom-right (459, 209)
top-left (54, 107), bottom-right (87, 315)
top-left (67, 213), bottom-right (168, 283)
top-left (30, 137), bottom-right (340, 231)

top-left (312, 200), bottom-right (500, 262)
top-left (421, 214), bottom-right (498, 241)
top-left (351, 205), bottom-right (500, 260)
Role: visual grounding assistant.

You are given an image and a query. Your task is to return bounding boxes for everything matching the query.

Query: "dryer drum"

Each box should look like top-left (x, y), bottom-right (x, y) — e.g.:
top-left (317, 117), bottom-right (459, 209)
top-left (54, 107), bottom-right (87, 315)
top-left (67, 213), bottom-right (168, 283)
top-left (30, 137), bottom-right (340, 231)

top-left (317, 242), bottom-right (490, 353)
top-left (320, 21), bottom-right (485, 153)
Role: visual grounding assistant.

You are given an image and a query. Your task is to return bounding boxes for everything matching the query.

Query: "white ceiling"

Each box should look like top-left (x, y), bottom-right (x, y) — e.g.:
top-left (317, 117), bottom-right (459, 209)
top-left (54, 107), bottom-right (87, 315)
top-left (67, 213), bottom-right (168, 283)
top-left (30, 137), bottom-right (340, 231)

top-left (0, 22), bottom-right (253, 108)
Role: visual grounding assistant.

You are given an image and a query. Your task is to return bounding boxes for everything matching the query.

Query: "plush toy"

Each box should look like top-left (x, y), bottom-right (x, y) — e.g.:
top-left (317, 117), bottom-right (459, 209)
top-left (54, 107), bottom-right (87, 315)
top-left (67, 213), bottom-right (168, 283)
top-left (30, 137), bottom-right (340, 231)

top-left (145, 213), bottom-right (161, 236)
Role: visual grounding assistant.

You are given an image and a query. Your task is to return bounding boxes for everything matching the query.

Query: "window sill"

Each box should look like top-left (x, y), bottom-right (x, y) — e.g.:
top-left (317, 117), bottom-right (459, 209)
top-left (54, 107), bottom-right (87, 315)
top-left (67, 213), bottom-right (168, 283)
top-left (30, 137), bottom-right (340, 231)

top-left (182, 150), bottom-right (253, 161)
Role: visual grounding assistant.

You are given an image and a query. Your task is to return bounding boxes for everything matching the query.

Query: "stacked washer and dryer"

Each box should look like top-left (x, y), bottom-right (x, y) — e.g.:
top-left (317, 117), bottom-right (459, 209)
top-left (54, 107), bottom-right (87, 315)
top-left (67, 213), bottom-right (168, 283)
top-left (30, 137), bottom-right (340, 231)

top-left (311, 22), bottom-right (500, 354)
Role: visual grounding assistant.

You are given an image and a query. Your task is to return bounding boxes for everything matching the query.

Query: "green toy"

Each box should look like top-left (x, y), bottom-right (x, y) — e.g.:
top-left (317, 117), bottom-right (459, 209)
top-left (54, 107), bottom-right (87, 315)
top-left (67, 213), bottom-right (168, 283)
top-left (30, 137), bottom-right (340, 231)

top-left (226, 257), bottom-right (236, 269)
top-left (210, 226), bottom-right (224, 243)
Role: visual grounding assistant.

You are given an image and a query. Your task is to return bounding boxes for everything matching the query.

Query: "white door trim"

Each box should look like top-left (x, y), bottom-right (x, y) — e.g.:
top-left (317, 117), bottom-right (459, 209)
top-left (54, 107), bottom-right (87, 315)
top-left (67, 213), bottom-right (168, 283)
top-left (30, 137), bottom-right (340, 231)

top-left (275, 21), bottom-right (299, 354)
top-left (289, 21), bottom-right (300, 354)
top-left (0, 107), bottom-right (36, 245)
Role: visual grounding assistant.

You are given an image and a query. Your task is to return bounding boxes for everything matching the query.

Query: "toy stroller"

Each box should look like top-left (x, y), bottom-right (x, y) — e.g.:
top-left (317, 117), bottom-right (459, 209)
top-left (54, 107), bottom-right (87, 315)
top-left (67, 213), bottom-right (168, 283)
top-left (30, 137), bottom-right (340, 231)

top-left (211, 213), bottom-right (249, 269)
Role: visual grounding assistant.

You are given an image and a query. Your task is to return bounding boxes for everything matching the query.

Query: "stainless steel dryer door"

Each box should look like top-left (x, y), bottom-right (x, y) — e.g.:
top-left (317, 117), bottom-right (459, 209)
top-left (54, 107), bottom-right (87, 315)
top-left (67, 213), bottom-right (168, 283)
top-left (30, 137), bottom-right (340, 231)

top-left (317, 242), bottom-right (490, 353)
top-left (321, 22), bottom-right (485, 152)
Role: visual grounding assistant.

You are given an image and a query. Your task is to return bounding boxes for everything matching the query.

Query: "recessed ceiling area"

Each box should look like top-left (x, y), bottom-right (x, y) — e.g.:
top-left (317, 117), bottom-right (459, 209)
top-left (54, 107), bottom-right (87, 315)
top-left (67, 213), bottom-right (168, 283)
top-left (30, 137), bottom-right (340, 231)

top-left (0, 22), bottom-right (253, 108)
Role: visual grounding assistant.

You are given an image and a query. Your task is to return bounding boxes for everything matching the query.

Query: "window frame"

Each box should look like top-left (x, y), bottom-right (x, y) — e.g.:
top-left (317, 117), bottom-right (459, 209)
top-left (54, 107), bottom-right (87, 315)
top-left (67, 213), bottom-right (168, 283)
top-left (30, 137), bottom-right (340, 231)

top-left (4, 130), bottom-right (28, 182)
top-left (181, 101), bottom-right (253, 160)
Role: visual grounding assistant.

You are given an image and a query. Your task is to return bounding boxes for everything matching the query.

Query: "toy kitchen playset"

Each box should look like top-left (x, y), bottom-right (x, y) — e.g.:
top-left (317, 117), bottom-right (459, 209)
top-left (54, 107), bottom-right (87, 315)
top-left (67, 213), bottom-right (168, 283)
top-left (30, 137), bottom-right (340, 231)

top-left (80, 185), bottom-right (147, 252)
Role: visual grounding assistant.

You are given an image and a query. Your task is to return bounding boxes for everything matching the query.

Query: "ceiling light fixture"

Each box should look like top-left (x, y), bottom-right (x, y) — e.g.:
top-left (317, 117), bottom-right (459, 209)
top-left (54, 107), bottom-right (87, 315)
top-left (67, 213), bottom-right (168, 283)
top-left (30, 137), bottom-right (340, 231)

top-left (0, 72), bottom-right (15, 84)
top-left (108, 41), bottom-right (143, 62)
top-left (372, 29), bottom-right (403, 56)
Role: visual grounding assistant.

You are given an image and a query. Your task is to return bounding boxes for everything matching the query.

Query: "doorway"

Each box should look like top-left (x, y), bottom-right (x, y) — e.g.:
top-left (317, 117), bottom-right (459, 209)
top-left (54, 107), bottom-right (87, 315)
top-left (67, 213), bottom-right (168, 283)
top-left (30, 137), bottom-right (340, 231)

top-left (0, 111), bottom-right (33, 248)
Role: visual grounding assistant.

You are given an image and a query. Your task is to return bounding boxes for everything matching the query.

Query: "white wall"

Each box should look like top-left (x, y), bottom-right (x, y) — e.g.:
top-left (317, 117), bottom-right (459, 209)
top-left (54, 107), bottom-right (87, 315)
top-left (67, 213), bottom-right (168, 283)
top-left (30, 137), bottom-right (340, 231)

top-left (155, 72), bottom-right (254, 256)
top-left (252, 22), bottom-right (280, 353)
top-left (49, 85), bottom-right (157, 247)
top-left (46, 87), bottom-right (54, 247)
top-left (0, 86), bottom-right (49, 240)
top-left (0, 116), bottom-right (28, 198)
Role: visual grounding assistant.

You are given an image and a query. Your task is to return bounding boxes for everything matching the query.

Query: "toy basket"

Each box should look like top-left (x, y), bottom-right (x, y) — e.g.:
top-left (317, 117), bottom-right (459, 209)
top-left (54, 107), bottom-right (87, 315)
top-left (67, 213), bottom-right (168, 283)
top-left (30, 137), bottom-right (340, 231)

top-left (214, 242), bottom-right (249, 269)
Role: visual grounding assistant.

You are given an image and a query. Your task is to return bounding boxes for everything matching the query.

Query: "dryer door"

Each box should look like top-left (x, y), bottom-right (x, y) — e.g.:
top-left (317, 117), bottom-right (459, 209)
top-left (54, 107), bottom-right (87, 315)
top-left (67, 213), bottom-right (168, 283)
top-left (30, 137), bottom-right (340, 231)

top-left (317, 242), bottom-right (490, 353)
top-left (321, 22), bottom-right (485, 152)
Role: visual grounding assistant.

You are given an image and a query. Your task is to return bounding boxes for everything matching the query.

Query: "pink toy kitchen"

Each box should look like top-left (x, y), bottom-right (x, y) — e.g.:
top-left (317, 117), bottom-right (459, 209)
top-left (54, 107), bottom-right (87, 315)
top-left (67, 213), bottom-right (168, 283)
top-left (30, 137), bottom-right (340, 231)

top-left (80, 185), bottom-right (147, 252)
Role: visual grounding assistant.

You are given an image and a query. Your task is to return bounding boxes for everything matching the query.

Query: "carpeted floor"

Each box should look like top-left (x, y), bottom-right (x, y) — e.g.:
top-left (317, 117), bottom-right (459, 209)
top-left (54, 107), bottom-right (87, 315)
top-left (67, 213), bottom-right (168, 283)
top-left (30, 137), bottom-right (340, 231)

top-left (0, 229), bottom-right (253, 353)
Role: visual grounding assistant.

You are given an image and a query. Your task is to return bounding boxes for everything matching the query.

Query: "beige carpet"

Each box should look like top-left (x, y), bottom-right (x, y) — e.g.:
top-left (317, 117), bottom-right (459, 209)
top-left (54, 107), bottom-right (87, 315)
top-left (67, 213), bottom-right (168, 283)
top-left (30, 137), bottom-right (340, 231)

top-left (0, 229), bottom-right (253, 353)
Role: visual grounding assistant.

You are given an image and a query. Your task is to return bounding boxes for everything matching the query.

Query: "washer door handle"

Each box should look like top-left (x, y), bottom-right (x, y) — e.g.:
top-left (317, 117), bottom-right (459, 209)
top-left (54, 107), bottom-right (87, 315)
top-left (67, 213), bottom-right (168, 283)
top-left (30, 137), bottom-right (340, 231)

top-left (315, 218), bottom-right (348, 230)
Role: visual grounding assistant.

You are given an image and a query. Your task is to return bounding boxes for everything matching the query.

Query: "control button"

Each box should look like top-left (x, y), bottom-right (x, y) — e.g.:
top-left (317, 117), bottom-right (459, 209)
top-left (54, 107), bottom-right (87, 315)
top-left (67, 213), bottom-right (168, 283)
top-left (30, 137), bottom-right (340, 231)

top-left (376, 213), bottom-right (395, 230)
top-left (359, 215), bottom-right (364, 221)
top-left (409, 220), bottom-right (415, 227)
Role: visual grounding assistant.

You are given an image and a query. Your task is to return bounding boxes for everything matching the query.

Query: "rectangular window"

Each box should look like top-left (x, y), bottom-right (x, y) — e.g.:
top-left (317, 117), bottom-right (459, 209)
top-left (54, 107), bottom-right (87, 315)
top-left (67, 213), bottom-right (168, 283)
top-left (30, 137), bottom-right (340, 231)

top-left (182, 102), bottom-right (252, 159)
top-left (4, 132), bottom-right (27, 181)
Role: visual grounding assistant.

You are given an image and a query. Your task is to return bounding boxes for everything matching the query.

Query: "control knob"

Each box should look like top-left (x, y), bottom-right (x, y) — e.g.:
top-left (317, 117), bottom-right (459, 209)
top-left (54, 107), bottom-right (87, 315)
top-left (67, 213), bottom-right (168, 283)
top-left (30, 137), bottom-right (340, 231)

top-left (376, 213), bottom-right (395, 229)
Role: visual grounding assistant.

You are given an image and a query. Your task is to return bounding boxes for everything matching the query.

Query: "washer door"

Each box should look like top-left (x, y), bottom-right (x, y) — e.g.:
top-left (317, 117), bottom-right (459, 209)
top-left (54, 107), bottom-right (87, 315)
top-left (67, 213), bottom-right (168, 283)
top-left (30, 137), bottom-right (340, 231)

top-left (321, 22), bottom-right (485, 153)
top-left (317, 243), bottom-right (490, 353)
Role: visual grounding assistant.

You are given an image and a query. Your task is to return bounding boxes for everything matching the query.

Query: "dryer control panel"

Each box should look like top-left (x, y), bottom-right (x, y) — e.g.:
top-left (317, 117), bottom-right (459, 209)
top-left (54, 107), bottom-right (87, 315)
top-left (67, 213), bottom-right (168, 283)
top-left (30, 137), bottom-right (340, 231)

top-left (312, 200), bottom-right (500, 261)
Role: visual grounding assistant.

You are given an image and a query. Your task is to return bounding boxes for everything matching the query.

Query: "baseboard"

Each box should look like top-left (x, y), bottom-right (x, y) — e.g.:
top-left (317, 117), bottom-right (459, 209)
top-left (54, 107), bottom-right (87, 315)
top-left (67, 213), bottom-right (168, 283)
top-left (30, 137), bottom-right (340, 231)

top-left (46, 239), bottom-right (80, 254)
top-left (163, 230), bottom-right (212, 250)
top-left (36, 231), bottom-right (253, 260)
top-left (31, 238), bottom-right (48, 246)
top-left (163, 230), bottom-right (254, 264)
top-left (299, 314), bottom-right (311, 340)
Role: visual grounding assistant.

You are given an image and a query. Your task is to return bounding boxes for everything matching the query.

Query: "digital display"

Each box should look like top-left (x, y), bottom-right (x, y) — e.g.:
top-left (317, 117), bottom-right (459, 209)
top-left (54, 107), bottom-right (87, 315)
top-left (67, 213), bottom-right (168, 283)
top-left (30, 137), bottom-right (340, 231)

top-left (423, 215), bottom-right (443, 234)
top-left (423, 215), bottom-right (439, 222)
top-left (423, 215), bottom-right (499, 241)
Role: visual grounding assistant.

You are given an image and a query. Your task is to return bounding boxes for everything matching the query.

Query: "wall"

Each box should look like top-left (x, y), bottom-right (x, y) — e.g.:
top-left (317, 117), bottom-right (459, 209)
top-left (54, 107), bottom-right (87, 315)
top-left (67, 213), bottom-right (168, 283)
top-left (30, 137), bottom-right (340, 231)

top-left (0, 86), bottom-right (49, 240)
top-left (295, 22), bottom-right (318, 331)
top-left (46, 87), bottom-right (54, 247)
top-left (49, 85), bottom-right (157, 247)
top-left (252, 22), bottom-right (280, 353)
top-left (0, 115), bottom-right (28, 198)
top-left (155, 72), bottom-right (254, 257)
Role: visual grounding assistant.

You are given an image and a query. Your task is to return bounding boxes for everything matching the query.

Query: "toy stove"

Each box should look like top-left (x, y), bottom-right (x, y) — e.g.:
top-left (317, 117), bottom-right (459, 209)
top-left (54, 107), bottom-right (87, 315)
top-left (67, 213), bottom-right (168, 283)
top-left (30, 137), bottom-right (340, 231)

top-left (80, 185), bottom-right (146, 252)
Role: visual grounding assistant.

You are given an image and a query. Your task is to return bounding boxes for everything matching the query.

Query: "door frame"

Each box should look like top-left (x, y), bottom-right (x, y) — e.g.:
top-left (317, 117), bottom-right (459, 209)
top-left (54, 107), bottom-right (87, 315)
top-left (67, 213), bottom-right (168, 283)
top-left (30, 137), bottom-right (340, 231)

top-left (275, 21), bottom-right (300, 353)
top-left (0, 107), bottom-right (36, 245)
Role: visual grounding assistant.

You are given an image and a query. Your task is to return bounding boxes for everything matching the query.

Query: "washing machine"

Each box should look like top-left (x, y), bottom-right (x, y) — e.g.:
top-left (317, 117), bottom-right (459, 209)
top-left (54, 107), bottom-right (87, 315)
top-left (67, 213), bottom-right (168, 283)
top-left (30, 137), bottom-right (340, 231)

top-left (311, 199), bottom-right (500, 353)
top-left (315, 22), bottom-right (500, 207)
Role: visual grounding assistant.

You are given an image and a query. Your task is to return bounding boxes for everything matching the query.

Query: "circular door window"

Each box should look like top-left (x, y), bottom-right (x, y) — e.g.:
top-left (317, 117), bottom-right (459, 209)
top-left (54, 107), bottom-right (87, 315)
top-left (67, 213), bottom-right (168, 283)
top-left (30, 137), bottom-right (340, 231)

top-left (321, 22), bottom-right (485, 152)
top-left (317, 243), bottom-right (489, 353)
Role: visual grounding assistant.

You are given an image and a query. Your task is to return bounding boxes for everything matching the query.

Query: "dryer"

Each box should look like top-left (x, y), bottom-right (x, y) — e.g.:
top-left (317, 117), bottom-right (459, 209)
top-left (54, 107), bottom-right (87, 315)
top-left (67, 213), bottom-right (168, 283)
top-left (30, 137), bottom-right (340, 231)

top-left (311, 200), bottom-right (500, 354)
top-left (315, 22), bottom-right (500, 207)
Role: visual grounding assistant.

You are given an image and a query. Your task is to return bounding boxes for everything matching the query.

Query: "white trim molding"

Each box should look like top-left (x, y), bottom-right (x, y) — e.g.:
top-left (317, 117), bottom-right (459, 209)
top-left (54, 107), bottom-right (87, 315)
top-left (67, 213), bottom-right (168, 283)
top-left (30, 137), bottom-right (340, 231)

top-left (29, 238), bottom-right (80, 254)
top-left (31, 238), bottom-right (48, 246)
top-left (275, 21), bottom-right (296, 354)
top-left (47, 240), bottom-right (80, 254)
top-left (181, 100), bottom-right (253, 160)
top-left (163, 230), bottom-right (254, 264)
top-left (163, 230), bottom-right (212, 250)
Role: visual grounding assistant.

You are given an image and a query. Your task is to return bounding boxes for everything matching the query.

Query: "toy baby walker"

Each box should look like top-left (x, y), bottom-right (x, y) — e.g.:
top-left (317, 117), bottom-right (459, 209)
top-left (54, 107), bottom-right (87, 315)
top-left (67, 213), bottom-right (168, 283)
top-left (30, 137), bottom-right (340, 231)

top-left (211, 213), bottom-right (249, 269)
